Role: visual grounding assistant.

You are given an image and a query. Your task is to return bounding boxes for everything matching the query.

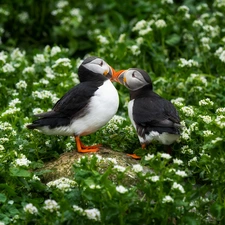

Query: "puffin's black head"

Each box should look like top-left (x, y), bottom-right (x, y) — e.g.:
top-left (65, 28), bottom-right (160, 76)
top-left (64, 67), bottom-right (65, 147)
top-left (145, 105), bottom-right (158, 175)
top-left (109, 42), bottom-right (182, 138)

top-left (78, 56), bottom-right (116, 82)
top-left (112, 68), bottom-right (153, 91)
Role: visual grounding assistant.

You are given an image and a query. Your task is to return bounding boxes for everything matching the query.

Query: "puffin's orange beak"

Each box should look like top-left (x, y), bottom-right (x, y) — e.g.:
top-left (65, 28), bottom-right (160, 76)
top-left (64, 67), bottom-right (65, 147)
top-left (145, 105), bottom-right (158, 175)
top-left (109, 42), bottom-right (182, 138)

top-left (111, 69), bottom-right (126, 83)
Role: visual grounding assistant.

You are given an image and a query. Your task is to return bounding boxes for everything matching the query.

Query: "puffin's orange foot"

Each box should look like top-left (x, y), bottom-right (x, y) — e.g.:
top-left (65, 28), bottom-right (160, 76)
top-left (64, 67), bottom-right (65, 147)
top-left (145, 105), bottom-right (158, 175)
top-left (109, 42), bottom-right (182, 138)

top-left (80, 143), bottom-right (102, 150)
top-left (127, 153), bottom-right (141, 159)
top-left (77, 147), bottom-right (100, 153)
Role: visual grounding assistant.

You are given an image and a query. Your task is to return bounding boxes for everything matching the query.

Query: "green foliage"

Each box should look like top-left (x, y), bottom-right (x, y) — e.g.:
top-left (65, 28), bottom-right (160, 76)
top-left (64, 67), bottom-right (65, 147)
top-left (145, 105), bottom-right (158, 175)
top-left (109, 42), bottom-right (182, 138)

top-left (1, 0), bottom-right (225, 224)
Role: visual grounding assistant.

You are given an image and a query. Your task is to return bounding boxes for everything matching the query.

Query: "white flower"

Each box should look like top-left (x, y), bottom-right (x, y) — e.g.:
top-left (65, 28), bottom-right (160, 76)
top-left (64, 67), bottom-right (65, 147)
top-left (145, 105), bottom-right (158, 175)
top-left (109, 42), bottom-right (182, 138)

top-left (52, 58), bottom-right (72, 68)
top-left (149, 175), bottom-right (160, 182)
top-left (51, 46), bottom-right (61, 57)
top-left (175, 170), bottom-right (187, 177)
top-left (84, 208), bottom-right (101, 221)
top-left (11, 48), bottom-right (25, 61)
top-left (172, 182), bottom-right (185, 193)
top-left (43, 199), bottom-right (60, 212)
top-left (132, 164), bottom-right (143, 173)
top-left (129, 45), bottom-right (141, 56)
top-left (181, 106), bottom-right (194, 117)
top-left (118, 33), bottom-right (126, 43)
top-left (107, 157), bottom-right (118, 164)
top-left (188, 156), bottom-right (198, 166)
top-left (23, 203), bottom-right (38, 215)
top-left (181, 145), bottom-right (193, 154)
top-left (144, 153), bottom-right (155, 161)
top-left (0, 51), bottom-right (8, 63)
top-left (132, 20), bottom-right (147, 31)
top-left (18, 12), bottom-right (29, 23)
top-left (216, 107), bottom-right (225, 114)
top-left (14, 154), bottom-right (31, 167)
top-left (178, 58), bottom-right (199, 67)
top-left (56, 0), bottom-right (68, 8)
top-left (113, 165), bottom-right (126, 172)
top-left (162, 195), bottom-right (174, 203)
top-left (139, 27), bottom-right (152, 35)
top-left (160, 153), bottom-right (172, 159)
top-left (136, 37), bottom-right (144, 45)
top-left (215, 115), bottom-right (225, 128)
top-left (199, 115), bottom-right (212, 124)
top-left (73, 205), bottom-right (84, 214)
top-left (178, 5), bottom-right (189, 13)
top-left (47, 177), bottom-right (76, 192)
top-left (161, 0), bottom-right (173, 4)
top-left (23, 65), bottom-right (35, 74)
top-left (32, 108), bottom-right (43, 115)
top-left (8, 98), bottom-right (21, 107)
top-left (2, 63), bottom-right (15, 73)
top-left (173, 158), bottom-right (183, 165)
top-left (16, 80), bottom-right (27, 89)
top-left (199, 98), bottom-right (214, 106)
top-left (0, 145), bottom-right (5, 151)
top-left (34, 54), bottom-right (46, 64)
top-left (97, 35), bottom-right (109, 44)
top-left (202, 130), bottom-right (213, 137)
top-left (155, 19), bottom-right (167, 28)
top-left (171, 97), bottom-right (185, 107)
top-left (211, 137), bottom-right (223, 144)
top-left (116, 185), bottom-right (128, 194)
top-left (32, 175), bottom-right (40, 181)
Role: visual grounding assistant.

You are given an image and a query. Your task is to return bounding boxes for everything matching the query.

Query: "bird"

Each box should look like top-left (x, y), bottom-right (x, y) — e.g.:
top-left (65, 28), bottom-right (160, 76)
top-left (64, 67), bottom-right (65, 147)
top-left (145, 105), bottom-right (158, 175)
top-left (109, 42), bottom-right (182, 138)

top-left (27, 56), bottom-right (119, 153)
top-left (112, 68), bottom-right (181, 159)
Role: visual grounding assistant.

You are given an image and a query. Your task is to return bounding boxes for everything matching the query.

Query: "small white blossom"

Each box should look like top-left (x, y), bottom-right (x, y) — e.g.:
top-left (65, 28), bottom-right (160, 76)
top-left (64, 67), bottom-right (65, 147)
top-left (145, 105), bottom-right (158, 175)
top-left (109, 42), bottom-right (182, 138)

top-left (0, 51), bottom-right (8, 63)
top-left (181, 106), bottom-right (194, 117)
top-left (118, 33), bottom-right (126, 43)
top-left (199, 115), bottom-right (212, 124)
top-left (160, 153), bottom-right (172, 159)
top-left (9, 98), bottom-right (21, 107)
top-left (162, 195), bottom-right (174, 203)
top-left (116, 185), bottom-right (128, 194)
top-left (52, 58), bottom-right (72, 68)
top-left (171, 97), bottom-right (185, 107)
top-left (175, 170), bottom-right (188, 177)
top-left (178, 58), bottom-right (199, 67)
top-left (73, 205), bottom-right (84, 214)
top-left (202, 130), bottom-right (213, 137)
top-left (34, 54), bottom-right (46, 64)
top-left (173, 158), bottom-right (183, 165)
top-left (155, 19), bottom-right (167, 28)
top-left (32, 174), bottom-right (40, 181)
top-left (43, 199), bottom-right (60, 212)
top-left (16, 80), bottom-right (27, 89)
top-left (161, 0), bottom-right (173, 4)
top-left (14, 154), bottom-right (31, 167)
top-left (23, 203), bottom-right (38, 215)
top-left (2, 63), bottom-right (15, 73)
top-left (106, 157), bottom-right (118, 164)
top-left (144, 153), bottom-right (155, 161)
top-left (215, 115), bottom-right (225, 128)
top-left (181, 145), bottom-right (193, 154)
top-left (51, 46), bottom-right (61, 57)
top-left (113, 165), bottom-right (126, 172)
top-left (97, 35), bottom-right (109, 44)
top-left (172, 182), bottom-right (185, 193)
top-left (23, 65), bottom-right (35, 74)
top-left (216, 107), bottom-right (225, 114)
top-left (56, 0), bottom-right (68, 8)
top-left (139, 26), bottom-right (152, 35)
top-left (18, 12), bottom-right (29, 23)
top-left (0, 145), bottom-right (5, 151)
top-left (149, 175), bottom-right (160, 182)
top-left (199, 98), bottom-right (214, 106)
top-left (132, 164), bottom-right (143, 173)
top-left (132, 20), bottom-right (147, 31)
top-left (129, 45), bottom-right (141, 56)
top-left (136, 37), bottom-right (144, 45)
top-left (84, 208), bottom-right (101, 221)
top-left (193, 20), bottom-right (203, 28)
top-left (188, 156), bottom-right (198, 166)
top-left (47, 177), bottom-right (76, 192)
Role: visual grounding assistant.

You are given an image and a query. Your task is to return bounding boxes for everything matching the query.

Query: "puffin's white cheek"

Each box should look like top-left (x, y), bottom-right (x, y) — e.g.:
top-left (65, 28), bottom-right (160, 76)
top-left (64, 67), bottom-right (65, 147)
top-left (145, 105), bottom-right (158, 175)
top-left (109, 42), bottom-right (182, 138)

top-left (84, 64), bottom-right (102, 74)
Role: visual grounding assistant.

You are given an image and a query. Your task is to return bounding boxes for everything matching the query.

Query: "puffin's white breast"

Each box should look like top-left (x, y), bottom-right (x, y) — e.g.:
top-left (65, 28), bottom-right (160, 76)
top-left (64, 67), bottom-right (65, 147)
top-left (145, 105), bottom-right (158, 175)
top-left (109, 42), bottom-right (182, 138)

top-left (39, 80), bottom-right (119, 136)
top-left (71, 80), bottom-right (119, 136)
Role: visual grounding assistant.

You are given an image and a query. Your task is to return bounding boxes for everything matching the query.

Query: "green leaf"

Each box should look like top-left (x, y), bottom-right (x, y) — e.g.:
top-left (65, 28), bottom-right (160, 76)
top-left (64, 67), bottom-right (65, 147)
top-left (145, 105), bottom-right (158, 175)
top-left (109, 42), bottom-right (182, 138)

top-left (0, 193), bottom-right (7, 203)
top-left (9, 167), bottom-right (31, 177)
top-left (210, 203), bottom-right (224, 220)
top-left (165, 34), bottom-right (181, 46)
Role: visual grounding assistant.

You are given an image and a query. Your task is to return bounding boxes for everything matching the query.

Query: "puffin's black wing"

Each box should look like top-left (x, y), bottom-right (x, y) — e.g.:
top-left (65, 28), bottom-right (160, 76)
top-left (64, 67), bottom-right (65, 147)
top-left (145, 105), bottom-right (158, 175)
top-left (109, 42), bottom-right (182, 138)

top-left (132, 93), bottom-right (180, 136)
top-left (27, 81), bottom-right (103, 129)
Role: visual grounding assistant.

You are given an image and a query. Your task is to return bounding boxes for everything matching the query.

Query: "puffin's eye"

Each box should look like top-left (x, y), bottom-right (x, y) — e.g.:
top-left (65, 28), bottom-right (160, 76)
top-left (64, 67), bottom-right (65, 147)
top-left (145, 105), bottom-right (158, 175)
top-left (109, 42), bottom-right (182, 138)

top-left (99, 60), bottom-right (103, 66)
top-left (132, 71), bottom-right (136, 77)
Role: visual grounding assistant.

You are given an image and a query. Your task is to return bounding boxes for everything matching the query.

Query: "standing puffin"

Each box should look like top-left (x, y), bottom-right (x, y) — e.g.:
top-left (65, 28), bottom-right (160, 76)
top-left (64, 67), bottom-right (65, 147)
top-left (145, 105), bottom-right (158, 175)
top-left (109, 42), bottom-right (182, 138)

top-left (27, 56), bottom-right (119, 153)
top-left (112, 68), bottom-right (181, 158)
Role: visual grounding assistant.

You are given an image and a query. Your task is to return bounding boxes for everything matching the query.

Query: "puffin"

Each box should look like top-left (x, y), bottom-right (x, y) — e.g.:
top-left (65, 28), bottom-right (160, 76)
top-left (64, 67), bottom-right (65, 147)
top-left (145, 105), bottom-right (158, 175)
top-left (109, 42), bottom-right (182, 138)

top-left (27, 56), bottom-right (119, 153)
top-left (112, 68), bottom-right (181, 158)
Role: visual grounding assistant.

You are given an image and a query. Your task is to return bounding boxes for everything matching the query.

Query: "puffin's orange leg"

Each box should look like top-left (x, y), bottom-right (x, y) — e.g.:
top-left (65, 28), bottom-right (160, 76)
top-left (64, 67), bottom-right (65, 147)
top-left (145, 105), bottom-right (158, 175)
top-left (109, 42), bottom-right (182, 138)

top-left (127, 153), bottom-right (141, 159)
top-left (126, 143), bottom-right (146, 159)
top-left (75, 136), bottom-right (100, 153)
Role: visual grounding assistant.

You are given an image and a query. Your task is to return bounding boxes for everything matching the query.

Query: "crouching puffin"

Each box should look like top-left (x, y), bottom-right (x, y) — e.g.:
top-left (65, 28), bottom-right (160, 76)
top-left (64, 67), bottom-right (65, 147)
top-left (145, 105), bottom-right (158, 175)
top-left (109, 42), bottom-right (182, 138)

top-left (112, 68), bottom-right (181, 158)
top-left (27, 56), bottom-right (119, 153)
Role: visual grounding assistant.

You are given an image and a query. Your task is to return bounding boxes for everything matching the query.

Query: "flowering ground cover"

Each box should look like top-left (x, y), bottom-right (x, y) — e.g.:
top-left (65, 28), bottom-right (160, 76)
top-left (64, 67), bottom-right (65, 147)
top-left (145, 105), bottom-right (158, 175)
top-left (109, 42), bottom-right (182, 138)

top-left (1, 0), bottom-right (225, 224)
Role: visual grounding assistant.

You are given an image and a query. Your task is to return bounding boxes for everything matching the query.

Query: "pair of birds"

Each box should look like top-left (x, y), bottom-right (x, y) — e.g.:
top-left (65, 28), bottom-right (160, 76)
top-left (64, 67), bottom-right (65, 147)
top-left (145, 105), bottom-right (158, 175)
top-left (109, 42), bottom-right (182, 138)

top-left (27, 56), bottom-right (181, 158)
